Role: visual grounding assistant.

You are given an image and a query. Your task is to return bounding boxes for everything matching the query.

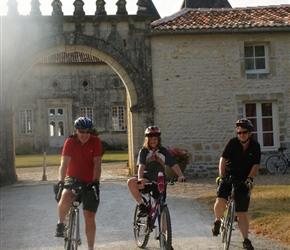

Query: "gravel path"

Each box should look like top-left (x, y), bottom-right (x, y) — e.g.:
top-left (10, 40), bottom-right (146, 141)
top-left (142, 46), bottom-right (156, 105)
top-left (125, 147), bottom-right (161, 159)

top-left (7, 163), bottom-right (290, 250)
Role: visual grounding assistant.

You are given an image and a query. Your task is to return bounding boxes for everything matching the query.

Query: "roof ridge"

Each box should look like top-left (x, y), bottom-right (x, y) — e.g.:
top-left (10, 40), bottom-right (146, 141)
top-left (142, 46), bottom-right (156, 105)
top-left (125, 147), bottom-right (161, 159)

top-left (151, 5), bottom-right (290, 31)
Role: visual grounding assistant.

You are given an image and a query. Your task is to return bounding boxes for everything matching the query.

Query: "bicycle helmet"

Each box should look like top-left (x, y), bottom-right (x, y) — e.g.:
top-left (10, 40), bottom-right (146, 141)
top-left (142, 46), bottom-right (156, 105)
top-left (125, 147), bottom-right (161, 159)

top-left (74, 117), bottom-right (93, 130)
top-left (235, 118), bottom-right (253, 131)
top-left (145, 126), bottom-right (161, 137)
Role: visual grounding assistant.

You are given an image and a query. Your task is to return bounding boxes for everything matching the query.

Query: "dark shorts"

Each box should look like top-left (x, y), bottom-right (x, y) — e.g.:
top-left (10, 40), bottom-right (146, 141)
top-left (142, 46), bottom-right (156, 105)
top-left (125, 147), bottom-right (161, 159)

top-left (64, 177), bottom-right (100, 213)
top-left (217, 181), bottom-right (250, 212)
top-left (140, 182), bottom-right (167, 200)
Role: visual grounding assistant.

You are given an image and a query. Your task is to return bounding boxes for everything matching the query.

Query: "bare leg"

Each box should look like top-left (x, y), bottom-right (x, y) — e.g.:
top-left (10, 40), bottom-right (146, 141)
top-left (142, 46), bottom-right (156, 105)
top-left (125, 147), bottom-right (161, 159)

top-left (127, 177), bottom-right (146, 203)
top-left (236, 212), bottom-right (249, 239)
top-left (213, 197), bottom-right (227, 221)
top-left (83, 210), bottom-right (96, 249)
top-left (58, 189), bottom-right (75, 222)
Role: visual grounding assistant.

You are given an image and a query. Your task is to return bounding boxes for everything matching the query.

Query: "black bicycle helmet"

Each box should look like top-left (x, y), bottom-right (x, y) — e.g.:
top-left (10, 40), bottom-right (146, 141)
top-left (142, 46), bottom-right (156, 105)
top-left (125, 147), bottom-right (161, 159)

top-left (235, 118), bottom-right (254, 131)
top-left (74, 117), bottom-right (93, 130)
top-left (145, 126), bottom-right (161, 137)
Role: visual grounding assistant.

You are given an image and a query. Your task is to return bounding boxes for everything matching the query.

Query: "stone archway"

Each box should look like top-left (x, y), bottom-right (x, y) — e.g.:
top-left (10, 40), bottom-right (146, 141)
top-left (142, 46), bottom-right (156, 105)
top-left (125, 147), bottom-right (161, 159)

top-left (1, 18), bottom-right (155, 185)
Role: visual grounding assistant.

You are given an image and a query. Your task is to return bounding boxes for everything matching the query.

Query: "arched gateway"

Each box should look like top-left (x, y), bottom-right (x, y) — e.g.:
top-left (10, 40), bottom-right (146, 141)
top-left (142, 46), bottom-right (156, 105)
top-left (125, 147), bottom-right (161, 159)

top-left (0, 0), bottom-right (160, 185)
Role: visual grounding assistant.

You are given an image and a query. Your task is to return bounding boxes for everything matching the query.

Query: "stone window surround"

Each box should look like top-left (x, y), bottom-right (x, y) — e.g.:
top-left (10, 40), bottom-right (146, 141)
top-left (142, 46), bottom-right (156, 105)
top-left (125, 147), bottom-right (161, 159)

top-left (235, 92), bottom-right (285, 150)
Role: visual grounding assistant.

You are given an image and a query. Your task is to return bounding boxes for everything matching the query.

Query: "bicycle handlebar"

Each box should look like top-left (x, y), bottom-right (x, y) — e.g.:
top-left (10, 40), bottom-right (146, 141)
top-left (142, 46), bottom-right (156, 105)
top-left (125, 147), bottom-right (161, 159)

top-left (64, 180), bottom-right (99, 201)
top-left (137, 179), bottom-right (178, 186)
top-left (92, 186), bottom-right (99, 201)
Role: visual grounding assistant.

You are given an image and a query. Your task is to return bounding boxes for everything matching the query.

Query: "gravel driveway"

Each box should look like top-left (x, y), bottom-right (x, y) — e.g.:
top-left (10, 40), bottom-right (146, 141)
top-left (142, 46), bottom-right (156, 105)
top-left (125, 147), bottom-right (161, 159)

top-left (0, 163), bottom-right (289, 250)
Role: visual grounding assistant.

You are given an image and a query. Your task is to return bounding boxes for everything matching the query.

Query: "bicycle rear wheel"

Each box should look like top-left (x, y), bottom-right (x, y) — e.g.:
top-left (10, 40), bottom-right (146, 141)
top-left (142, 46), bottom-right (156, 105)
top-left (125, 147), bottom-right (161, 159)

top-left (159, 206), bottom-right (172, 250)
top-left (223, 202), bottom-right (235, 250)
top-left (266, 155), bottom-right (287, 175)
top-left (133, 205), bottom-right (150, 248)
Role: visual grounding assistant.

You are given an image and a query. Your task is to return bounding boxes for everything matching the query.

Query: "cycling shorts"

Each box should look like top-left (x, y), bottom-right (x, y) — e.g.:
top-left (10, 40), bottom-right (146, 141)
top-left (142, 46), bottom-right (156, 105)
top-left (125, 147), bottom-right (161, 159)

top-left (217, 181), bottom-right (250, 212)
top-left (65, 177), bottom-right (100, 213)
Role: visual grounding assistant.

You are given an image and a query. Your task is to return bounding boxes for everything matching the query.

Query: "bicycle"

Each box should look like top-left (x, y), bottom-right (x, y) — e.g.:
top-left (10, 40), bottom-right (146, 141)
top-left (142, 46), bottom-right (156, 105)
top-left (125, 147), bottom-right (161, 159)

top-left (60, 180), bottom-right (99, 250)
top-left (220, 176), bottom-right (247, 250)
top-left (265, 147), bottom-right (290, 175)
top-left (133, 174), bottom-right (177, 250)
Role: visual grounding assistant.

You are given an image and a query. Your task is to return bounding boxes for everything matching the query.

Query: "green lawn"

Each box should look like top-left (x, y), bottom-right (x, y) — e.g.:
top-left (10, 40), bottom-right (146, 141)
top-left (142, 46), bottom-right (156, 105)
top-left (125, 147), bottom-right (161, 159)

top-left (15, 151), bottom-right (128, 168)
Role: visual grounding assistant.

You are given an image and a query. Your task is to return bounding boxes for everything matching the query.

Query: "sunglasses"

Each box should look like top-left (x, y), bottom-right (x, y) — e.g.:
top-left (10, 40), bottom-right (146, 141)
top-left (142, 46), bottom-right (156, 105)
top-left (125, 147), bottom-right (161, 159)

top-left (237, 130), bottom-right (249, 135)
top-left (78, 129), bottom-right (92, 134)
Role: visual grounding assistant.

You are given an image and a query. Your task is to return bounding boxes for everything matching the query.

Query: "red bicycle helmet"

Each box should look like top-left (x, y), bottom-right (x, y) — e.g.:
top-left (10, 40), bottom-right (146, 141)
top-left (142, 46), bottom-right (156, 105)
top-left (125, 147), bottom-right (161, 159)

top-left (144, 126), bottom-right (161, 137)
top-left (235, 118), bottom-right (254, 131)
top-left (74, 117), bottom-right (94, 130)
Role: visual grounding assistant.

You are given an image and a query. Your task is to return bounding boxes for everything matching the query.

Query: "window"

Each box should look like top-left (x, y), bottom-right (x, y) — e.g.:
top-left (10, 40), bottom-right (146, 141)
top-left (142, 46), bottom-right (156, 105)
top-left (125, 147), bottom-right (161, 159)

top-left (19, 109), bottom-right (33, 134)
top-left (80, 107), bottom-right (93, 120)
top-left (245, 102), bottom-right (278, 148)
top-left (244, 44), bottom-right (269, 74)
top-left (112, 106), bottom-right (126, 131)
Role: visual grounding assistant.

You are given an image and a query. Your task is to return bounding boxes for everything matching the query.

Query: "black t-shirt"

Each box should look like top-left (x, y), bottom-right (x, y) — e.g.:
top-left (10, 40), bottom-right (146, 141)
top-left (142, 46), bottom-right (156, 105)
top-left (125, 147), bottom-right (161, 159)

top-left (222, 137), bottom-right (261, 181)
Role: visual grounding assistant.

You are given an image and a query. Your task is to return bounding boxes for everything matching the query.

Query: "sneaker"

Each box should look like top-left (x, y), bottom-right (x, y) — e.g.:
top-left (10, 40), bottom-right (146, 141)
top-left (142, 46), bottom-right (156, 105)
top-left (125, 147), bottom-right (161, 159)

top-left (243, 238), bottom-right (254, 250)
top-left (54, 223), bottom-right (65, 237)
top-left (137, 203), bottom-right (148, 217)
top-left (212, 220), bottom-right (221, 236)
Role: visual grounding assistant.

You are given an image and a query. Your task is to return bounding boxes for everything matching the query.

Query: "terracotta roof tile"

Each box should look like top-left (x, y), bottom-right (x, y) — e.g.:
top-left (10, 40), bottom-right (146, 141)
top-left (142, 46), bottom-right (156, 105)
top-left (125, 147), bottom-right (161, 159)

top-left (40, 52), bottom-right (103, 63)
top-left (151, 5), bottom-right (290, 31)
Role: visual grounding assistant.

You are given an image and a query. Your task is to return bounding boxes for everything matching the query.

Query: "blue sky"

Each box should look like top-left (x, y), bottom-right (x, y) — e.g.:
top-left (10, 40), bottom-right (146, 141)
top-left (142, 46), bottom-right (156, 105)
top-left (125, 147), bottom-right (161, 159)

top-left (1, 0), bottom-right (289, 16)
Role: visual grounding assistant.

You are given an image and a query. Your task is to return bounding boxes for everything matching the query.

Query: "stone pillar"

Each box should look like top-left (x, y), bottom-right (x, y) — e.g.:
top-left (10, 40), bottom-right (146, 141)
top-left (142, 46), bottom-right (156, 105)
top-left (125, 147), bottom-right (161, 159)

top-left (51, 0), bottom-right (63, 16)
top-left (95, 0), bottom-right (107, 15)
top-left (73, 0), bottom-right (85, 16)
top-left (116, 0), bottom-right (128, 15)
top-left (30, 0), bottom-right (42, 16)
top-left (137, 0), bottom-right (148, 15)
top-left (7, 0), bottom-right (19, 16)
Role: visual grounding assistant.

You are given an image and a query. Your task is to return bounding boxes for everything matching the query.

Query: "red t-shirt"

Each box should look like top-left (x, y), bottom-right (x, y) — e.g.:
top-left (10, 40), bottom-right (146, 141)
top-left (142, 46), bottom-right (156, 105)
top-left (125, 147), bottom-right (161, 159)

top-left (62, 135), bottom-right (102, 183)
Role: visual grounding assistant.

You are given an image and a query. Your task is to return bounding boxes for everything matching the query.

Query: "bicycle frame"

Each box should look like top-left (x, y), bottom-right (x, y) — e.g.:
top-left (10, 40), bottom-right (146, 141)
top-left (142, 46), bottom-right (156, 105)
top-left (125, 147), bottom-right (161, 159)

top-left (133, 179), bottom-right (175, 249)
top-left (220, 177), bottom-right (245, 250)
top-left (221, 184), bottom-right (235, 250)
top-left (64, 187), bottom-right (82, 250)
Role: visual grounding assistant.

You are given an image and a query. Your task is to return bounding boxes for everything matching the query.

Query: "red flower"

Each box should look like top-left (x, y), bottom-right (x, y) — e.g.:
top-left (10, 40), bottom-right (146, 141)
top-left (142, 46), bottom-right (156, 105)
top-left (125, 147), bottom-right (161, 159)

top-left (166, 146), bottom-right (191, 164)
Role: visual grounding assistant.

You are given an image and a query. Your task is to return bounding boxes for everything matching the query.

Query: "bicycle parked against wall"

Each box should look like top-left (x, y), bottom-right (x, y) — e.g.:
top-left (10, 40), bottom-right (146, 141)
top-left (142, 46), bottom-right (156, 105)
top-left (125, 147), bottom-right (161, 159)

top-left (220, 176), bottom-right (247, 250)
top-left (265, 147), bottom-right (290, 175)
top-left (59, 180), bottom-right (98, 250)
top-left (133, 173), bottom-right (177, 250)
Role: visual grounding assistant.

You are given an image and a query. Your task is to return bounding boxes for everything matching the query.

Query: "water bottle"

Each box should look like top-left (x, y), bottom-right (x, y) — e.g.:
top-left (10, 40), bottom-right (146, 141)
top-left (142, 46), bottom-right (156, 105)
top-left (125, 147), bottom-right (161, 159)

top-left (157, 171), bottom-right (165, 191)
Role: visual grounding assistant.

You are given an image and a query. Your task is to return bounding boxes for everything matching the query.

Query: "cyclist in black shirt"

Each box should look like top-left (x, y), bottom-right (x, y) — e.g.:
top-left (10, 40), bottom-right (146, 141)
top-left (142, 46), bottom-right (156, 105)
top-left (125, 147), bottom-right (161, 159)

top-left (212, 118), bottom-right (261, 250)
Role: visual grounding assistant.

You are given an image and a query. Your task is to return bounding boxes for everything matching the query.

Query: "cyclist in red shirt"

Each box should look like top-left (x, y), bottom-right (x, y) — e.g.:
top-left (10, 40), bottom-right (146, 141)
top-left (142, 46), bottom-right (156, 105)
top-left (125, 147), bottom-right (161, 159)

top-left (54, 117), bottom-right (102, 250)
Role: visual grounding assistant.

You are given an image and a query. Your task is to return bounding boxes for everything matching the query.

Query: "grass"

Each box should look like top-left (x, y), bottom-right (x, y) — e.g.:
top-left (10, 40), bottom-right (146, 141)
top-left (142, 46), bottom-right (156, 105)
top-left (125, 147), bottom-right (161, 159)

top-left (196, 185), bottom-right (290, 246)
top-left (15, 151), bottom-right (128, 168)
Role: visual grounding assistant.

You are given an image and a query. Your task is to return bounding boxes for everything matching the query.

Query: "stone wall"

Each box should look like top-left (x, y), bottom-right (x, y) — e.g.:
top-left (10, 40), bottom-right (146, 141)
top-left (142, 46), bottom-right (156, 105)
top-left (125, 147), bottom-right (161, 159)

top-left (151, 33), bottom-right (290, 177)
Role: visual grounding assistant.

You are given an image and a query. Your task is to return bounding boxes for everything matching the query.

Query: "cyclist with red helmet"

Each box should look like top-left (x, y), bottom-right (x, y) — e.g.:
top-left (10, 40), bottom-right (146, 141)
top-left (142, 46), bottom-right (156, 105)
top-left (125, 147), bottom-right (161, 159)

top-left (212, 118), bottom-right (261, 250)
top-left (53, 117), bottom-right (102, 250)
top-left (127, 126), bottom-right (185, 216)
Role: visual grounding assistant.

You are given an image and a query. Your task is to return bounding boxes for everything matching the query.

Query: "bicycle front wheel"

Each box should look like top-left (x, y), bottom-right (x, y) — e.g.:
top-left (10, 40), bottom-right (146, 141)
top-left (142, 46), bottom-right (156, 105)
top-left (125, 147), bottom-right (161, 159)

top-left (64, 209), bottom-right (76, 250)
top-left (223, 202), bottom-right (235, 250)
top-left (72, 209), bottom-right (81, 250)
top-left (266, 155), bottom-right (287, 175)
top-left (159, 206), bottom-right (172, 250)
top-left (133, 205), bottom-right (150, 248)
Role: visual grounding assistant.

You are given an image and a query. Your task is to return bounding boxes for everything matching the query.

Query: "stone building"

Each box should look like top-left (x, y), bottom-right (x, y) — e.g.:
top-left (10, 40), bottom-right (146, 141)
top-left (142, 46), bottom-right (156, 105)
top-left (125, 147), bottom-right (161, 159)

top-left (150, 6), bottom-right (290, 176)
top-left (14, 52), bottom-right (127, 151)
top-left (1, 1), bottom-right (289, 185)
